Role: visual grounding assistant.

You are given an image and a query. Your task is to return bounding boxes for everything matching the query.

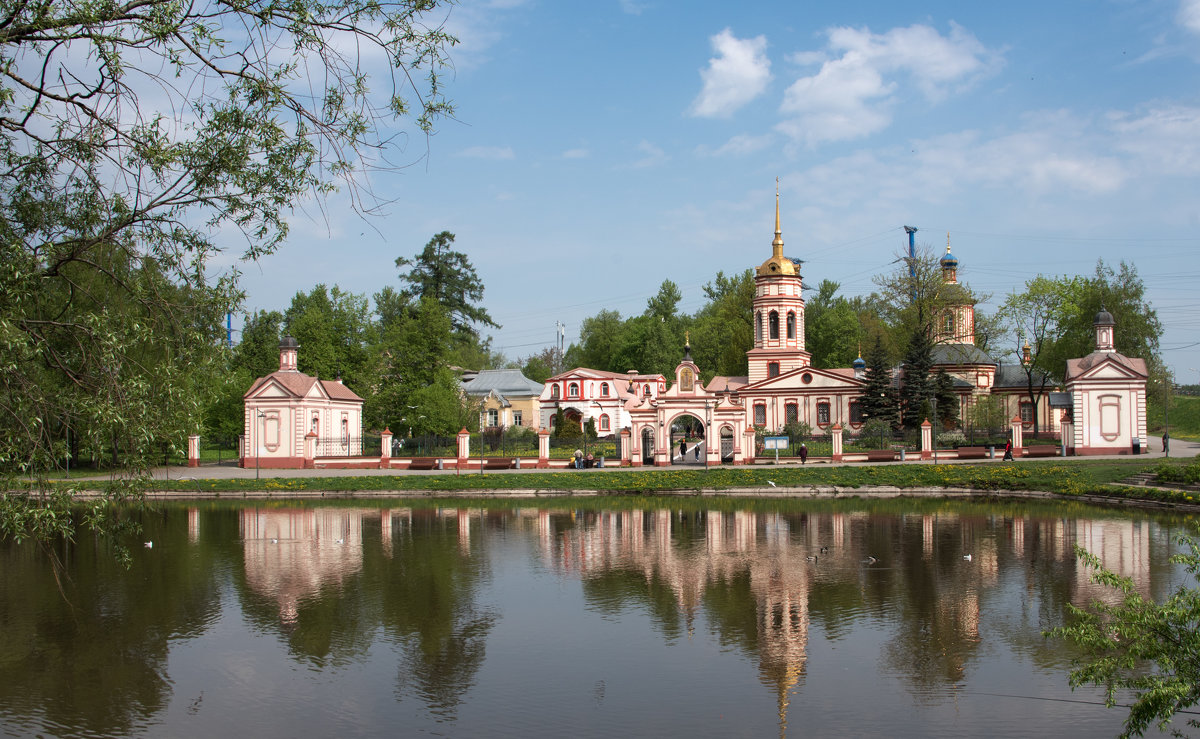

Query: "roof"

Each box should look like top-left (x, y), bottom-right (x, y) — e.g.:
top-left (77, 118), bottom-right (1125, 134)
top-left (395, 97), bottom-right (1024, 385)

top-left (244, 370), bottom-right (364, 402)
top-left (1065, 351), bottom-right (1148, 381)
top-left (993, 364), bottom-right (1057, 389)
top-left (461, 369), bottom-right (543, 397)
top-left (706, 375), bottom-right (749, 393)
top-left (545, 367), bottom-right (664, 383)
top-left (1048, 392), bottom-right (1073, 408)
top-left (931, 343), bottom-right (995, 367)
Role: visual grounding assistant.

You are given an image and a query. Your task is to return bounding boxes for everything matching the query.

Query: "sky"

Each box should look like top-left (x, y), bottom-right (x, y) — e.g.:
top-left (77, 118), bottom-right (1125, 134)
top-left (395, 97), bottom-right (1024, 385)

top-left (227, 0), bottom-right (1200, 382)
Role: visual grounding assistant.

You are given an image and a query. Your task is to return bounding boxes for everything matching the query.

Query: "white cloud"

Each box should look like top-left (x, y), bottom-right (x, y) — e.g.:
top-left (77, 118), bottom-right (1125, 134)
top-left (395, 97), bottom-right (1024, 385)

top-left (628, 140), bottom-right (668, 168)
top-left (457, 145), bottom-right (516, 160)
top-left (697, 133), bottom-right (775, 157)
top-left (1109, 105), bottom-right (1200, 176)
top-left (1180, 0), bottom-right (1200, 34)
top-left (778, 22), bottom-right (1001, 146)
top-left (688, 29), bottom-right (772, 118)
top-left (562, 148), bottom-right (590, 159)
top-left (619, 0), bottom-right (646, 16)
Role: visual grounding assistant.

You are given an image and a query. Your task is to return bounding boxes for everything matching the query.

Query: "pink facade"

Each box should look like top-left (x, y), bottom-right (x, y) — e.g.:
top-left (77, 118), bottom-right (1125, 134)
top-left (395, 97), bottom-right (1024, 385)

top-left (1064, 310), bottom-right (1148, 455)
top-left (241, 337), bottom-right (365, 468)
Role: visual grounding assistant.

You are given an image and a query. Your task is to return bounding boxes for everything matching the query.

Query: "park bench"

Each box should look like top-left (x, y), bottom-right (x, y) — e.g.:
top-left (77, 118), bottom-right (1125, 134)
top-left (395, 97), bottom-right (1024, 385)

top-left (406, 457), bottom-right (440, 470)
top-left (956, 446), bottom-right (989, 460)
top-left (484, 458), bottom-right (513, 470)
top-left (1025, 445), bottom-right (1059, 458)
top-left (865, 450), bottom-right (897, 462)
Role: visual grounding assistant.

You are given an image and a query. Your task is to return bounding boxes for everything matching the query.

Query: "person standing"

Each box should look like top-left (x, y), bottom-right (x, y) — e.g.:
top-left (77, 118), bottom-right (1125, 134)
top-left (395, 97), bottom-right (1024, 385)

top-left (1163, 431), bottom-right (1170, 455)
top-left (799, 443), bottom-right (808, 464)
top-left (680, 438), bottom-right (687, 460)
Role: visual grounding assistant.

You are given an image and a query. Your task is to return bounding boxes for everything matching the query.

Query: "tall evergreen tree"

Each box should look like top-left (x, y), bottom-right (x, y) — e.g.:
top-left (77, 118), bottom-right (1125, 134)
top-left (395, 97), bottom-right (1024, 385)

top-left (934, 370), bottom-right (960, 430)
top-left (395, 231), bottom-right (499, 339)
top-left (900, 319), bottom-right (936, 429)
top-left (860, 336), bottom-right (900, 428)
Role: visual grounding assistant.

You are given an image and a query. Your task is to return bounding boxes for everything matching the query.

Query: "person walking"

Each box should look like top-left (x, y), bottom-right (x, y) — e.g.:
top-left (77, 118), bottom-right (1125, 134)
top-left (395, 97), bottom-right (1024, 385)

top-left (1163, 431), bottom-right (1170, 455)
top-left (799, 443), bottom-right (808, 464)
top-left (680, 438), bottom-right (687, 460)
top-left (1003, 440), bottom-right (1014, 461)
top-left (694, 441), bottom-right (700, 460)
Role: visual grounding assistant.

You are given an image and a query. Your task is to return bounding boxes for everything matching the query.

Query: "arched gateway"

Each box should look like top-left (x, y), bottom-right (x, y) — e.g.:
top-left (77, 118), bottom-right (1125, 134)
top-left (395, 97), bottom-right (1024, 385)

top-left (627, 340), bottom-right (752, 466)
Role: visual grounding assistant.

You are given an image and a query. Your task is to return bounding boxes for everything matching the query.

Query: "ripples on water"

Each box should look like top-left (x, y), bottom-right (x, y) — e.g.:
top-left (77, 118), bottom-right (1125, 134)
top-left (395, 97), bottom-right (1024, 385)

top-left (0, 501), bottom-right (1193, 738)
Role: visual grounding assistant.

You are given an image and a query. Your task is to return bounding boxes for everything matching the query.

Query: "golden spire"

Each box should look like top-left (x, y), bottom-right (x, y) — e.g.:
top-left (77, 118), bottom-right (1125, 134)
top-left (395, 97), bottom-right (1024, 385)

top-left (685, 329), bottom-right (690, 346)
top-left (757, 179), bottom-right (798, 276)
top-left (946, 232), bottom-right (951, 254)
top-left (772, 178), bottom-right (785, 256)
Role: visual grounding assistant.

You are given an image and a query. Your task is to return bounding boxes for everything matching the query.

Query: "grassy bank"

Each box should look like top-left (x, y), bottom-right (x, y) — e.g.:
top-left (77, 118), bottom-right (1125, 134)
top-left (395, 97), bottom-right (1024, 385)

top-left (45, 457), bottom-right (1200, 507)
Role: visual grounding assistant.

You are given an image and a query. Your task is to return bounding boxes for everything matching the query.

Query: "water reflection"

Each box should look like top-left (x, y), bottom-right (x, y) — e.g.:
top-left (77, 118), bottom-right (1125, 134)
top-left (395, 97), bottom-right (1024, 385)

top-left (0, 501), bottom-right (1189, 738)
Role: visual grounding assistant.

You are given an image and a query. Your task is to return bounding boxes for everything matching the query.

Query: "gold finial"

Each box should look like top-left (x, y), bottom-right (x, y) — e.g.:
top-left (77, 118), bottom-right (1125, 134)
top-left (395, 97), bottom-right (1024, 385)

top-left (773, 182), bottom-right (784, 254)
top-left (946, 232), bottom-right (951, 254)
top-left (685, 330), bottom-right (690, 346)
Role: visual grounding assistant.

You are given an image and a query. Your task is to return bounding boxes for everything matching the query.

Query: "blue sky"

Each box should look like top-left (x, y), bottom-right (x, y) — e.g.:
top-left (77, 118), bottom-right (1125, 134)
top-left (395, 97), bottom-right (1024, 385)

top-left (231, 0), bottom-right (1200, 381)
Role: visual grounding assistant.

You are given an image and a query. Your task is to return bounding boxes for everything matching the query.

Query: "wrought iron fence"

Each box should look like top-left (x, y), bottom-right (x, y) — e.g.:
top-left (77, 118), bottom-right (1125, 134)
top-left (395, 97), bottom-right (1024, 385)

top-left (314, 435), bottom-right (382, 457)
top-left (389, 434), bottom-right (457, 458)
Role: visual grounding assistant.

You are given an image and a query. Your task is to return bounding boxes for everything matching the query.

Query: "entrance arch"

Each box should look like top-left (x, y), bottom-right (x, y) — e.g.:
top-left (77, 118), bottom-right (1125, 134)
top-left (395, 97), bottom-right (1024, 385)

top-left (640, 427), bottom-right (655, 465)
top-left (720, 425), bottom-right (735, 464)
top-left (669, 413), bottom-right (707, 465)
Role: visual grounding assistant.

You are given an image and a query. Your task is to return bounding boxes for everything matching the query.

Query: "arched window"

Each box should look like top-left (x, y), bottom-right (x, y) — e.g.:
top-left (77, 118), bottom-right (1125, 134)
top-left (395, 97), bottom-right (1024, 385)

top-left (568, 382), bottom-right (579, 398)
top-left (785, 403), bottom-right (798, 425)
top-left (943, 313), bottom-right (955, 335)
top-left (756, 312), bottom-right (763, 343)
top-left (769, 311), bottom-right (779, 340)
top-left (768, 362), bottom-right (780, 378)
top-left (754, 404), bottom-right (766, 426)
top-left (599, 414), bottom-right (610, 432)
top-left (551, 385), bottom-right (560, 400)
top-left (600, 383), bottom-right (609, 397)
top-left (643, 385), bottom-right (652, 397)
top-left (787, 311), bottom-right (796, 340)
top-left (311, 415), bottom-right (319, 433)
top-left (816, 402), bottom-right (831, 427)
top-left (849, 402), bottom-right (863, 425)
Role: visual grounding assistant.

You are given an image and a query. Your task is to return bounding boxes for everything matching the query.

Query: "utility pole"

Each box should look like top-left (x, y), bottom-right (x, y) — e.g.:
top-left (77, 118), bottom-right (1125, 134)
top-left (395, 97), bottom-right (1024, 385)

top-left (555, 320), bottom-right (566, 372)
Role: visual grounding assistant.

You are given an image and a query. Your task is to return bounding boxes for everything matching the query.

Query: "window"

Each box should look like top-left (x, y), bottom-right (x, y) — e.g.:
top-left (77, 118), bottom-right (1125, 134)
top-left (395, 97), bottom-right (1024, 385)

top-left (768, 362), bottom-right (780, 378)
top-left (514, 411), bottom-right (523, 427)
top-left (551, 385), bottom-right (560, 400)
top-left (756, 312), bottom-right (763, 343)
top-left (487, 409), bottom-right (498, 427)
top-left (568, 382), bottom-right (579, 398)
top-left (311, 415), bottom-right (319, 433)
top-left (549, 414), bottom-right (556, 428)
top-left (849, 402), bottom-right (863, 425)
top-left (1020, 402), bottom-right (1034, 426)
top-left (816, 402), bottom-right (831, 426)
top-left (943, 313), bottom-right (955, 335)
top-left (754, 404), bottom-right (766, 426)
top-left (600, 383), bottom-right (609, 397)
top-left (643, 385), bottom-right (651, 397)
top-left (600, 414), bottom-right (610, 432)
top-left (787, 312), bottom-right (796, 340)
top-left (769, 311), bottom-right (779, 340)
top-left (785, 403), bottom-right (798, 425)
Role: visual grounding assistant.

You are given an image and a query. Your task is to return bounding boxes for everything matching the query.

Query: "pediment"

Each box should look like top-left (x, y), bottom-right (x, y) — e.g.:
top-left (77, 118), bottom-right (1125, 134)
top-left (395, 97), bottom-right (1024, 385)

top-left (305, 382), bottom-right (330, 400)
top-left (747, 367), bottom-right (863, 392)
top-left (246, 378), bottom-right (295, 400)
top-left (1072, 358), bottom-right (1145, 382)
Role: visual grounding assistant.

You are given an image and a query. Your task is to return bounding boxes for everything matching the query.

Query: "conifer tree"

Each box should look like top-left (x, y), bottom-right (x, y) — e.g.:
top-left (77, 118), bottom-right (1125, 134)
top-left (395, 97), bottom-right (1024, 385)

top-left (900, 319), bottom-right (936, 429)
top-left (861, 336), bottom-right (900, 428)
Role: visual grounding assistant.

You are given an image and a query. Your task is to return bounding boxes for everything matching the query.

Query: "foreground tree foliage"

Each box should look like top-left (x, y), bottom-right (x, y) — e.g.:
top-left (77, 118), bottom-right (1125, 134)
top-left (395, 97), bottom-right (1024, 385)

top-left (0, 0), bottom-right (457, 554)
top-left (1046, 523), bottom-right (1200, 738)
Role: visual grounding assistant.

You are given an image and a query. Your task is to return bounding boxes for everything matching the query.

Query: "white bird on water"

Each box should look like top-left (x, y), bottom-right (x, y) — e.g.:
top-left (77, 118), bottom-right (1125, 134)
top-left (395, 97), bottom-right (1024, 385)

top-left (963, 554), bottom-right (973, 562)
top-left (335, 538), bottom-right (344, 544)
top-left (144, 541), bottom-right (153, 549)
top-left (767, 480), bottom-right (777, 487)
top-left (863, 556), bottom-right (877, 565)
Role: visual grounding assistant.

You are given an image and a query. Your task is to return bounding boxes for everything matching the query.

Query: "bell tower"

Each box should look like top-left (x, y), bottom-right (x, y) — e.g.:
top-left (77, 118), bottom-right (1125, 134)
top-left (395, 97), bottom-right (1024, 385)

top-left (935, 234), bottom-right (976, 345)
top-left (746, 186), bottom-right (810, 383)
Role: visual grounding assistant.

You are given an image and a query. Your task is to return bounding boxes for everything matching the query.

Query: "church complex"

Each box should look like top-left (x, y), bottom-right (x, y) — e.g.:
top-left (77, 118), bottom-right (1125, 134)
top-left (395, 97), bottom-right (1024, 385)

top-left (238, 194), bottom-right (1148, 468)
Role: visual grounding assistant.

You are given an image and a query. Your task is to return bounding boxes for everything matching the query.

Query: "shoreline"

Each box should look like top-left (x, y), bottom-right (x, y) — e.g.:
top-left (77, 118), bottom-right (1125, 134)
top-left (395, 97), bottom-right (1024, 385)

top-left (104, 485), bottom-right (1200, 513)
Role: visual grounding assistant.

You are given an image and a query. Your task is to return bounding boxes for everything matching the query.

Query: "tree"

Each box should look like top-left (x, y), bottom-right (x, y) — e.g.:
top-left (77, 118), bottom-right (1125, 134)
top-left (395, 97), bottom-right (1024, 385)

top-left (1, 0), bottom-right (457, 555)
top-left (1046, 523), bottom-right (1200, 738)
top-left (396, 232), bottom-right (498, 339)
top-left (933, 371), bottom-right (960, 430)
top-left (998, 275), bottom-right (1069, 436)
top-left (860, 336), bottom-right (900, 429)
top-left (690, 270), bottom-right (755, 378)
top-left (565, 310), bottom-right (625, 373)
top-left (872, 243), bottom-right (985, 356)
top-left (284, 285), bottom-right (377, 392)
top-left (899, 320), bottom-right (936, 429)
top-left (805, 280), bottom-right (862, 369)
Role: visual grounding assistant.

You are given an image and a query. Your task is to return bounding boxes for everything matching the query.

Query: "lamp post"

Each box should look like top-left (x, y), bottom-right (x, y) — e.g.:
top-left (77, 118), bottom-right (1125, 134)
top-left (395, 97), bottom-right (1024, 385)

top-left (705, 400), bottom-right (712, 471)
top-left (255, 409), bottom-right (265, 480)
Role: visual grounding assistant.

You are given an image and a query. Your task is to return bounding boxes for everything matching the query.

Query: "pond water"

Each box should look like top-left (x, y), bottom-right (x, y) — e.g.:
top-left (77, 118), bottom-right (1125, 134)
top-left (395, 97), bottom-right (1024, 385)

top-left (0, 499), bottom-right (1194, 738)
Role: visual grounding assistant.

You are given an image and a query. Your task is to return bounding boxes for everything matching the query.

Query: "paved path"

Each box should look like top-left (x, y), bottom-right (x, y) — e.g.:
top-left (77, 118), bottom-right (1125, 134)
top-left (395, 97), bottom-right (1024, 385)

top-left (117, 437), bottom-right (1199, 482)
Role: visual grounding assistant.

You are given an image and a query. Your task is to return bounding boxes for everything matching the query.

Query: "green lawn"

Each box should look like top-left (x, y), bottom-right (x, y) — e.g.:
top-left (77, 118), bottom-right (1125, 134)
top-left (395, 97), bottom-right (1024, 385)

top-left (43, 456), bottom-right (1200, 507)
top-left (1151, 394), bottom-right (1200, 441)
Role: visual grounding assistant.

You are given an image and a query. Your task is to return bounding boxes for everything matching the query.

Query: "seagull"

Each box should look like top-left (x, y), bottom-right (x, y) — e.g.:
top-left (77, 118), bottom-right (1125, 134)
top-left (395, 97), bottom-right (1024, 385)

top-left (144, 541), bottom-right (153, 548)
top-left (963, 554), bottom-right (973, 562)
top-left (335, 538), bottom-right (344, 544)
top-left (271, 538), bottom-right (278, 544)
top-left (806, 555), bottom-right (818, 562)
top-left (767, 480), bottom-right (777, 487)
top-left (863, 556), bottom-right (877, 565)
